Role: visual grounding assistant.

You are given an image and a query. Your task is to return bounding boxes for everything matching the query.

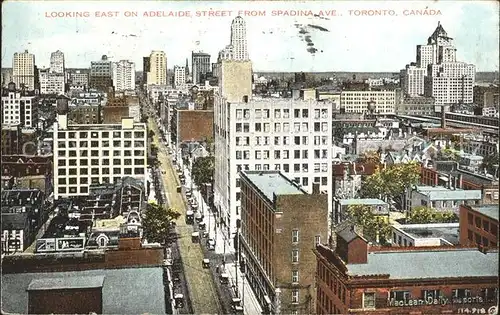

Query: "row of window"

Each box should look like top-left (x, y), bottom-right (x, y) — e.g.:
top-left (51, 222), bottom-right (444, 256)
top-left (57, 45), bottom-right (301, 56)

top-left (236, 135), bottom-right (329, 147)
top-left (58, 140), bottom-right (145, 149)
top-left (236, 149), bottom-right (328, 161)
top-left (58, 158), bottom-right (145, 167)
top-left (236, 108), bottom-right (329, 120)
top-left (56, 167), bottom-right (145, 176)
top-left (58, 149), bottom-right (145, 157)
top-left (57, 131), bottom-right (145, 139)
top-left (468, 213), bottom-right (498, 236)
top-left (235, 122), bottom-right (329, 133)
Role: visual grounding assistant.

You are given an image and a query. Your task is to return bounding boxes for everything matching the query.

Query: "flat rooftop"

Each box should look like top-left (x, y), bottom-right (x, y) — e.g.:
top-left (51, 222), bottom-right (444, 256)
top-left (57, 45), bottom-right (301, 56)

top-left (347, 248), bottom-right (498, 279)
top-left (2, 267), bottom-right (166, 314)
top-left (471, 205), bottom-right (499, 221)
top-left (415, 186), bottom-right (482, 201)
top-left (399, 223), bottom-right (459, 245)
top-left (242, 171), bottom-right (305, 202)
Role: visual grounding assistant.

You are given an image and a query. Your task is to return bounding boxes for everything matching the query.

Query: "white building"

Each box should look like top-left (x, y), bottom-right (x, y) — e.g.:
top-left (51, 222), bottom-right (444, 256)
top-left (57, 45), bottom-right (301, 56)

top-left (53, 113), bottom-right (148, 200)
top-left (50, 50), bottom-right (65, 74)
top-left (69, 70), bottom-right (89, 87)
top-left (400, 65), bottom-right (426, 97)
top-left (391, 223), bottom-right (459, 247)
top-left (12, 50), bottom-right (35, 91)
top-left (230, 16), bottom-right (249, 61)
top-left (173, 65), bottom-right (186, 89)
top-left (112, 60), bottom-right (136, 92)
top-left (147, 51), bottom-right (167, 86)
top-left (1, 86), bottom-right (38, 128)
top-left (340, 90), bottom-right (396, 114)
top-left (425, 62), bottom-right (475, 104)
top-left (39, 69), bottom-right (65, 95)
top-left (214, 96), bottom-right (333, 243)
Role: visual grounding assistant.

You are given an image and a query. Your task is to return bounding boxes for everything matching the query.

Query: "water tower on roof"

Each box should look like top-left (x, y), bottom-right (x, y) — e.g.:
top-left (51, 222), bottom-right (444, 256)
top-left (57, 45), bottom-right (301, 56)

top-left (56, 94), bottom-right (70, 115)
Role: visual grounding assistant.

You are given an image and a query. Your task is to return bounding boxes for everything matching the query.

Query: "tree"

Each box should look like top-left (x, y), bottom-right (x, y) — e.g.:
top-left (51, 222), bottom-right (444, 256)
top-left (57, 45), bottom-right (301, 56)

top-left (204, 137), bottom-right (214, 155)
top-left (142, 202), bottom-right (181, 243)
top-left (408, 206), bottom-right (459, 224)
top-left (438, 146), bottom-right (460, 161)
top-left (191, 156), bottom-right (215, 188)
top-left (346, 205), bottom-right (392, 244)
top-left (360, 162), bottom-right (421, 209)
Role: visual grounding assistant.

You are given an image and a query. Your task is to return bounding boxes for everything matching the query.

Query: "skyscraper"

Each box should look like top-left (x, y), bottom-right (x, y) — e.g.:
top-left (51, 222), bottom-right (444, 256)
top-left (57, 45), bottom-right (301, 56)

top-left (400, 22), bottom-right (475, 105)
top-left (12, 50), bottom-right (35, 91)
top-left (147, 51), bottom-right (167, 86)
top-left (112, 60), bottom-right (136, 91)
top-left (230, 16), bottom-right (249, 61)
top-left (191, 52), bottom-right (211, 84)
top-left (89, 55), bottom-right (113, 92)
top-left (50, 50), bottom-right (65, 74)
top-left (173, 65), bottom-right (186, 88)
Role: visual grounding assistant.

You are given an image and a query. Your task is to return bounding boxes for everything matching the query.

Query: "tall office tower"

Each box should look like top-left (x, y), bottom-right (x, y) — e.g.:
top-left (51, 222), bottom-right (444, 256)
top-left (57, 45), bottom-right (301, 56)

top-left (50, 50), bottom-right (65, 74)
top-left (112, 60), bottom-right (136, 91)
top-left (12, 50), bottom-right (35, 91)
top-left (39, 68), bottom-right (65, 95)
top-left (400, 64), bottom-right (426, 97)
top-left (173, 65), bottom-right (186, 88)
top-left (90, 55), bottom-right (113, 92)
top-left (401, 22), bottom-right (475, 105)
top-left (191, 52), bottom-right (211, 84)
top-left (1, 82), bottom-right (38, 128)
top-left (147, 51), bottom-right (167, 86)
top-left (142, 56), bottom-right (150, 86)
top-left (230, 16), bottom-right (249, 61)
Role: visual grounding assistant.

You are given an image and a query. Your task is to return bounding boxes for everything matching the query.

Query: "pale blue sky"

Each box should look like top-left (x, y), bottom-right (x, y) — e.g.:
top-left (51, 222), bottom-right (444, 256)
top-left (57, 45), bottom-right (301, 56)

top-left (2, 0), bottom-right (499, 72)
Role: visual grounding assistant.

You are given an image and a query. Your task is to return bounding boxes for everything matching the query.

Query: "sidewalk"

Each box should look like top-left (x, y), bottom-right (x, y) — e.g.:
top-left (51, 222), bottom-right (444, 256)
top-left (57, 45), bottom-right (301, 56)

top-left (187, 169), bottom-right (263, 315)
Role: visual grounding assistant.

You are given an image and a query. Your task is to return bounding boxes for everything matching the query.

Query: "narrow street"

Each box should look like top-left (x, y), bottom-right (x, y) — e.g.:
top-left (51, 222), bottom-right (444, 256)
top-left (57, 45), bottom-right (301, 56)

top-left (147, 115), bottom-right (222, 314)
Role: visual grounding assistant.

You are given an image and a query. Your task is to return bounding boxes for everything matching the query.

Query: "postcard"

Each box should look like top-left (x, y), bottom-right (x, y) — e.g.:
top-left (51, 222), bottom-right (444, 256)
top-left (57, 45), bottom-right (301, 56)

top-left (1, 1), bottom-right (499, 315)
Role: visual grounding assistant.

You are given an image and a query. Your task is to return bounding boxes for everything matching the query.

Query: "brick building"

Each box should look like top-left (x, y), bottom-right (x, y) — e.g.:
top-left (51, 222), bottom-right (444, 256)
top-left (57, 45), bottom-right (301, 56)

top-left (171, 109), bottom-right (214, 143)
top-left (459, 204), bottom-right (498, 247)
top-left (1, 124), bottom-right (37, 155)
top-left (313, 227), bottom-right (498, 315)
top-left (68, 104), bottom-right (102, 124)
top-left (1, 154), bottom-right (52, 177)
top-left (239, 170), bottom-right (328, 315)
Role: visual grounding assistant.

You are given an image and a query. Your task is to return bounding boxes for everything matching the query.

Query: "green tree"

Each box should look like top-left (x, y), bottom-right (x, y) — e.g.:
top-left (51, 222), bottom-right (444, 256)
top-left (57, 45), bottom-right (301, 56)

top-left (438, 146), bottom-right (460, 161)
top-left (408, 206), bottom-right (458, 224)
top-left (142, 202), bottom-right (181, 243)
top-left (191, 156), bottom-right (215, 188)
top-left (360, 162), bottom-right (421, 208)
top-left (204, 137), bottom-right (215, 155)
top-left (346, 205), bottom-right (392, 244)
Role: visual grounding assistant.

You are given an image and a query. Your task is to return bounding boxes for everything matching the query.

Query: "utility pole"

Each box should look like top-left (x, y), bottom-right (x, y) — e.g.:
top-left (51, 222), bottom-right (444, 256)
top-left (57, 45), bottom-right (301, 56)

top-left (235, 219), bottom-right (240, 298)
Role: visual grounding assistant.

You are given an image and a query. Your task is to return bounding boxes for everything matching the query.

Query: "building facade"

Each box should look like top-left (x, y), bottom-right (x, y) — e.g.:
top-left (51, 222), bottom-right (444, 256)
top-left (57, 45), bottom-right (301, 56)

top-left (340, 90), bottom-right (396, 114)
top-left (50, 50), bottom-right (65, 74)
top-left (53, 111), bottom-right (147, 200)
top-left (191, 52), bottom-right (211, 84)
top-left (39, 69), bottom-right (65, 95)
top-left (147, 51), bottom-right (167, 86)
top-left (239, 171), bottom-right (328, 315)
top-left (459, 204), bottom-right (498, 247)
top-left (314, 230), bottom-right (498, 315)
top-left (12, 50), bottom-right (36, 91)
top-left (214, 96), bottom-right (333, 243)
top-left (90, 55), bottom-right (113, 92)
top-left (173, 65), bottom-right (186, 89)
top-left (230, 16), bottom-right (249, 61)
top-left (400, 64), bottom-right (426, 97)
top-left (1, 83), bottom-right (38, 128)
top-left (112, 60), bottom-right (135, 92)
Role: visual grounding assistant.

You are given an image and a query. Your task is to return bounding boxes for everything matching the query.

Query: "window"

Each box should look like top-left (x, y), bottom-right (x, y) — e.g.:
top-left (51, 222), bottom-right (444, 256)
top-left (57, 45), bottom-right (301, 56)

top-left (292, 249), bottom-right (299, 262)
top-left (475, 216), bottom-right (482, 228)
top-left (294, 150), bottom-right (301, 159)
top-left (421, 289), bottom-right (441, 300)
top-left (452, 289), bottom-right (471, 299)
top-left (292, 290), bottom-right (299, 303)
top-left (292, 230), bottom-right (299, 243)
top-left (315, 235), bottom-right (321, 245)
top-left (363, 292), bottom-right (375, 309)
top-left (390, 291), bottom-right (410, 302)
top-left (292, 271), bottom-right (299, 283)
top-left (481, 288), bottom-right (498, 303)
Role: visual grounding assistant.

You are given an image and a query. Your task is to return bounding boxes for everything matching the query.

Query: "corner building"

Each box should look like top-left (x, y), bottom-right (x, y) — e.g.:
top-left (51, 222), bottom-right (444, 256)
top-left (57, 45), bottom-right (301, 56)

top-left (313, 228), bottom-right (498, 315)
top-left (239, 171), bottom-right (329, 315)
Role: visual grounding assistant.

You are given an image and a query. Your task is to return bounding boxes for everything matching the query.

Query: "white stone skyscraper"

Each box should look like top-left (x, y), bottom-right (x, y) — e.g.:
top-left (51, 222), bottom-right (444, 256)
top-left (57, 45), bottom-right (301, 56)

top-left (12, 50), bottom-right (35, 91)
top-left (400, 22), bottom-right (475, 105)
top-left (112, 60), bottom-right (136, 91)
top-left (50, 50), bottom-right (65, 74)
top-left (229, 16), bottom-right (249, 61)
top-left (147, 51), bottom-right (167, 86)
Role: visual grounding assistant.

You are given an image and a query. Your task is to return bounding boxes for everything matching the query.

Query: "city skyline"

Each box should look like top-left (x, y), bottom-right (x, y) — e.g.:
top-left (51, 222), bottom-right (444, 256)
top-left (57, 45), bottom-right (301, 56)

top-left (2, 1), bottom-right (499, 72)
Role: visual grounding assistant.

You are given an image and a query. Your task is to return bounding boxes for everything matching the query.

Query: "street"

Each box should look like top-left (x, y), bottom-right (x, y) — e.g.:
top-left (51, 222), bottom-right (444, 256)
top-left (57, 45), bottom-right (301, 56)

top-left (141, 91), bottom-right (222, 315)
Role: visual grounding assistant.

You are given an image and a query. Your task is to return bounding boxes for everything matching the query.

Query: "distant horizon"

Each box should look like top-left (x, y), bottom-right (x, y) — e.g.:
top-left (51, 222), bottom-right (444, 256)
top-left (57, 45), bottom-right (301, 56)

top-left (2, 1), bottom-right (499, 72)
